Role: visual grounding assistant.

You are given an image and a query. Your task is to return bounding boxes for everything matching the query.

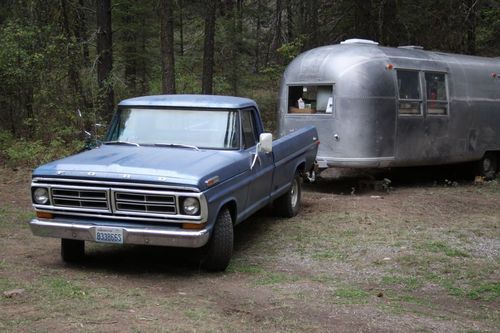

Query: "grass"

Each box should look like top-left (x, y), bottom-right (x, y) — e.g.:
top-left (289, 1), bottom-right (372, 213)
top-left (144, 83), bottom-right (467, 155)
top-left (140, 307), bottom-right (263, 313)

top-left (227, 260), bottom-right (264, 274)
top-left (334, 287), bottom-right (370, 302)
top-left (422, 241), bottom-right (470, 257)
top-left (0, 276), bottom-right (18, 292)
top-left (466, 282), bottom-right (500, 301)
top-left (312, 249), bottom-right (348, 261)
top-left (256, 271), bottom-right (294, 285)
top-left (381, 275), bottom-right (424, 291)
top-left (184, 308), bottom-right (209, 321)
top-left (41, 276), bottom-right (89, 299)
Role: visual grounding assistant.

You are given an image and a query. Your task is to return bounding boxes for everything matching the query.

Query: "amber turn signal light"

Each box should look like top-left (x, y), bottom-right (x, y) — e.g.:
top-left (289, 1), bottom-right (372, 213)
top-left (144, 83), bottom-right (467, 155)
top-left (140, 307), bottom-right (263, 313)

top-left (36, 211), bottom-right (53, 219)
top-left (182, 223), bottom-right (206, 230)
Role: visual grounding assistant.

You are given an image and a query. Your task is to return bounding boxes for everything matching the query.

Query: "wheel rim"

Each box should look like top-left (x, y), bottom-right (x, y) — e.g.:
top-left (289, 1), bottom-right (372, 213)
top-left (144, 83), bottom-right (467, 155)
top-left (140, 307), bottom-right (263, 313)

top-left (290, 178), bottom-right (298, 208)
top-left (483, 158), bottom-right (492, 172)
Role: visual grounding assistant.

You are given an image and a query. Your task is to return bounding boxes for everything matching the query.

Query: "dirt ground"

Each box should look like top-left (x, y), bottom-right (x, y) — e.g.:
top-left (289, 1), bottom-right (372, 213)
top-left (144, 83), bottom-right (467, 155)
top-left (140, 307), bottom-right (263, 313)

top-left (0, 166), bottom-right (498, 332)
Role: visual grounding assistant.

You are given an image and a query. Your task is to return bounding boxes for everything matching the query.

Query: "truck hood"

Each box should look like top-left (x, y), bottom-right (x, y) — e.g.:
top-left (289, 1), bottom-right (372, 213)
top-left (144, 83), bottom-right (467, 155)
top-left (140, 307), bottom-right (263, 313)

top-left (32, 145), bottom-right (248, 190)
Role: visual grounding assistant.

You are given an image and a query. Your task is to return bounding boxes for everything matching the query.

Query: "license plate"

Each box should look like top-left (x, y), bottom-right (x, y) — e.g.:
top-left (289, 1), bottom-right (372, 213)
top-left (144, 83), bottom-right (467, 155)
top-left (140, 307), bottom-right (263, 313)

top-left (95, 227), bottom-right (123, 244)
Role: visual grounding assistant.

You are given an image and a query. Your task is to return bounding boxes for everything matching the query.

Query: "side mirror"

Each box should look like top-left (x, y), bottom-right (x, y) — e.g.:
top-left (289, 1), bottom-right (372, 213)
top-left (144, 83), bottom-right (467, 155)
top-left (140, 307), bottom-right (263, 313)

top-left (259, 133), bottom-right (272, 153)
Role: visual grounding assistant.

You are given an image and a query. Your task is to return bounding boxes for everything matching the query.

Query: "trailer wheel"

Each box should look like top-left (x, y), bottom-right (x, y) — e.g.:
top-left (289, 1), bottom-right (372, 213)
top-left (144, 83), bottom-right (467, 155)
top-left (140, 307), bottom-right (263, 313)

top-left (61, 239), bottom-right (84, 262)
top-left (275, 172), bottom-right (302, 218)
top-left (476, 153), bottom-right (498, 180)
top-left (201, 208), bottom-right (233, 271)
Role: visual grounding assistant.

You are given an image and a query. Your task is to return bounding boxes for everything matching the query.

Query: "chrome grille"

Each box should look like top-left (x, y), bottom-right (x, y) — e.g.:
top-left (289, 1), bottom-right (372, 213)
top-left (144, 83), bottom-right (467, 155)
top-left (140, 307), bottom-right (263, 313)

top-left (114, 191), bottom-right (177, 214)
top-left (32, 178), bottom-right (207, 223)
top-left (51, 188), bottom-right (109, 210)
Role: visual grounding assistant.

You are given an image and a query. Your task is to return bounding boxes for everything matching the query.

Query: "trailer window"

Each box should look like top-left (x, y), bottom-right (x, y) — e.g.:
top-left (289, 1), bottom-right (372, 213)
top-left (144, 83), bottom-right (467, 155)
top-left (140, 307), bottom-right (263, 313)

top-left (397, 70), bottom-right (422, 115)
top-left (288, 85), bottom-right (334, 114)
top-left (425, 73), bottom-right (448, 115)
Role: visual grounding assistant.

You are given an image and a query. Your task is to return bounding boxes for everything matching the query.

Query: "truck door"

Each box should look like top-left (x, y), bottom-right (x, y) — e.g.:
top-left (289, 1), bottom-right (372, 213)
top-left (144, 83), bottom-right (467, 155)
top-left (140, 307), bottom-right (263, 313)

top-left (241, 109), bottom-right (274, 212)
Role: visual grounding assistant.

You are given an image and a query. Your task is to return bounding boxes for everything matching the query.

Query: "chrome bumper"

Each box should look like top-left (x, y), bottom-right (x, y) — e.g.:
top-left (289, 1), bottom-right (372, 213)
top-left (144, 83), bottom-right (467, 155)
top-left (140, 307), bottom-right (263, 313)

top-left (317, 156), bottom-right (395, 168)
top-left (29, 218), bottom-right (210, 248)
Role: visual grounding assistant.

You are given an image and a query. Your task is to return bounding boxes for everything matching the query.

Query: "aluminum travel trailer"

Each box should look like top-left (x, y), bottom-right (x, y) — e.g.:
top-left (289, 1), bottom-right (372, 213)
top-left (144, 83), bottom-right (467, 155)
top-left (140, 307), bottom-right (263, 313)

top-left (278, 39), bottom-right (500, 178)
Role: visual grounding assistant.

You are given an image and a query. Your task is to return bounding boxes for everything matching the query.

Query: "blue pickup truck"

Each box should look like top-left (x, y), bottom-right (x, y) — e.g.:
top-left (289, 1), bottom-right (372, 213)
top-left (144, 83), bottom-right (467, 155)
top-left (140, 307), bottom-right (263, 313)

top-left (29, 95), bottom-right (318, 270)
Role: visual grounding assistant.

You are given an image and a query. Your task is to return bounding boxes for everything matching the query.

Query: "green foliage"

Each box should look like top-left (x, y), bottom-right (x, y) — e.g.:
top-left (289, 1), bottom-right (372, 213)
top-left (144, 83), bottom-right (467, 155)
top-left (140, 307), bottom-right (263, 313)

top-left (277, 36), bottom-right (305, 62)
top-left (5, 140), bottom-right (45, 167)
top-left (4, 137), bottom-right (83, 168)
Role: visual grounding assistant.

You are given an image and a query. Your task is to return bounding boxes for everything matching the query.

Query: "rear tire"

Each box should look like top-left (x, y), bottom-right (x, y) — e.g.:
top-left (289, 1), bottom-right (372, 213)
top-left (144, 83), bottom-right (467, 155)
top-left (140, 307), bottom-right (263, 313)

top-left (275, 172), bottom-right (302, 218)
top-left (61, 239), bottom-right (84, 262)
top-left (201, 208), bottom-right (233, 271)
top-left (476, 152), bottom-right (498, 180)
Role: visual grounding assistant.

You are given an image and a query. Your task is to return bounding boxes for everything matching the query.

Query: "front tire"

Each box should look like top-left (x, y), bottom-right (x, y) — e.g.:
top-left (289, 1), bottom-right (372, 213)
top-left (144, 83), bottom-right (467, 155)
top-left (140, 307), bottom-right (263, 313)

top-left (275, 172), bottom-right (302, 218)
top-left (201, 208), bottom-right (233, 271)
top-left (476, 152), bottom-right (498, 180)
top-left (61, 239), bottom-right (84, 262)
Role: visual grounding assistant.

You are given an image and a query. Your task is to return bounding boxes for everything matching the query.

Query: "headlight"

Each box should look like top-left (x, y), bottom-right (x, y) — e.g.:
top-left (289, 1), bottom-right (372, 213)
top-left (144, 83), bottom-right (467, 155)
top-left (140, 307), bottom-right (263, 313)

top-left (33, 187), bottom-right (49, 204)
top-left (182, 197), bottom-right (200, 215)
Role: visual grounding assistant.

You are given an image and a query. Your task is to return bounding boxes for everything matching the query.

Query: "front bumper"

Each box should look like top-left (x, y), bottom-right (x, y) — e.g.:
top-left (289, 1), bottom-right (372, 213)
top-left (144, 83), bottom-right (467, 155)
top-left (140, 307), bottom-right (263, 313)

top-left (29, 218), bottom-right (210, 248)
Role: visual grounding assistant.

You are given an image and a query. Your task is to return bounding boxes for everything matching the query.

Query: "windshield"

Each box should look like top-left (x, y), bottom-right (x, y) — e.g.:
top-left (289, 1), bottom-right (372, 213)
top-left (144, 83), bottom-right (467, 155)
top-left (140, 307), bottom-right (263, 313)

top-left (107, 108), bottom-right (240, 149)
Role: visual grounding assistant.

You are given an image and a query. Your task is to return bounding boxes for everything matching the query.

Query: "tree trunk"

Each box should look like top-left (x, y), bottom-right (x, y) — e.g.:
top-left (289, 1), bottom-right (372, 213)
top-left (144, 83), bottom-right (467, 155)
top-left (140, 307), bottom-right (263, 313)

top-left (179, 0), bottom-right (184, 56)
top-left (254, 0), bottom-right (261, 73)
top-left (60, 0), bottom-right (83, 100)
top-left (354, 0), bottom-right (375, 40)
top-left (379, 0), bottom-right (398, 46)
top-left (464, 0), bottom-right (478, 54)
top-left (228, 0), bottom-right (242, 95)
top-left (286, 0), bottom-right (293, 42)
top-left (270, 0), bottom-right (283, 63)
top-left (123, 12), bottom-right (137, 95)
top-left (96, 0), bottom-right (114, 119)
top-left (137, 15), bottom-right (149, 95)
top-left (305, 0), bottom-right (319, 49)
top-left (74, 0), bottom-right (90, 67)
top-left (160, 0), bottom-right (176, 94)
top-left (202, 0), bottom-right (216, 95)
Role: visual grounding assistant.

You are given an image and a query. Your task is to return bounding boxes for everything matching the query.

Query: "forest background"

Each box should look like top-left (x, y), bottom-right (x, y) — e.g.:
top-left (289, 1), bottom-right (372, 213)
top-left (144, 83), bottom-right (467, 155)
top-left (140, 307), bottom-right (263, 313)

top-left (0, 0), bottom-right (499, 167)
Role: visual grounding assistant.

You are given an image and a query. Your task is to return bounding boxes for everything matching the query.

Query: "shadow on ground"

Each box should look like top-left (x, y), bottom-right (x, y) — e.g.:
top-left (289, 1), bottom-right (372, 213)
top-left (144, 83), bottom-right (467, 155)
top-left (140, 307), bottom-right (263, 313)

top-left (310, 162), bottom-right (483, 195)
top-left (64, 208), bottom-right (276, 276)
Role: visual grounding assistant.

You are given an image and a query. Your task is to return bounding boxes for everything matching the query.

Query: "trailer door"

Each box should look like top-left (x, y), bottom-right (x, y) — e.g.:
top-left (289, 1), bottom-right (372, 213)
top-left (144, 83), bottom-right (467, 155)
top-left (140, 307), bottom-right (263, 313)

top-left (422, 72), bottom-right (450, 161)
top-left (395, 70), bottom-right (450, 164)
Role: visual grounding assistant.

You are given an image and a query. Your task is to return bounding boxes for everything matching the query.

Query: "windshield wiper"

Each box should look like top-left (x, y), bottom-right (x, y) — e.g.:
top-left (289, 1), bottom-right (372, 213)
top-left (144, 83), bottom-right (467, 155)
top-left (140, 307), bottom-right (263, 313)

top-left (103, 140), bottom-right (140, 147)
top-left (154, 143), bottom-right (200, 151)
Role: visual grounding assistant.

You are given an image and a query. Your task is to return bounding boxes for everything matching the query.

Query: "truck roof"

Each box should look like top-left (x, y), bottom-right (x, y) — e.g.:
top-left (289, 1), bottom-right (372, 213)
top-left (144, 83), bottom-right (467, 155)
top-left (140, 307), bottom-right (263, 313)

top-left (118, 94), bottom-right (257, 109)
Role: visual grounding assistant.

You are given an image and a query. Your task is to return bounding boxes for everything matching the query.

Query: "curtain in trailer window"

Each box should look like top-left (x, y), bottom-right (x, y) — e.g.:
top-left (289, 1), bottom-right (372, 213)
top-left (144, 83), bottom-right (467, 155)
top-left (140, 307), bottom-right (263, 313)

top-left (425, 73), bottom-right (448, 115)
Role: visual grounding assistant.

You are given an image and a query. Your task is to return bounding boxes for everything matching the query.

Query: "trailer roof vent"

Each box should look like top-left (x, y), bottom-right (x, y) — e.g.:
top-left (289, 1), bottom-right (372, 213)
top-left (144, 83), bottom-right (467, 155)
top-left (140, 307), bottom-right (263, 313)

top-left (341, 38), bottom-right (379, 45)
top-left (398, 45), bottom-right (424, 50)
